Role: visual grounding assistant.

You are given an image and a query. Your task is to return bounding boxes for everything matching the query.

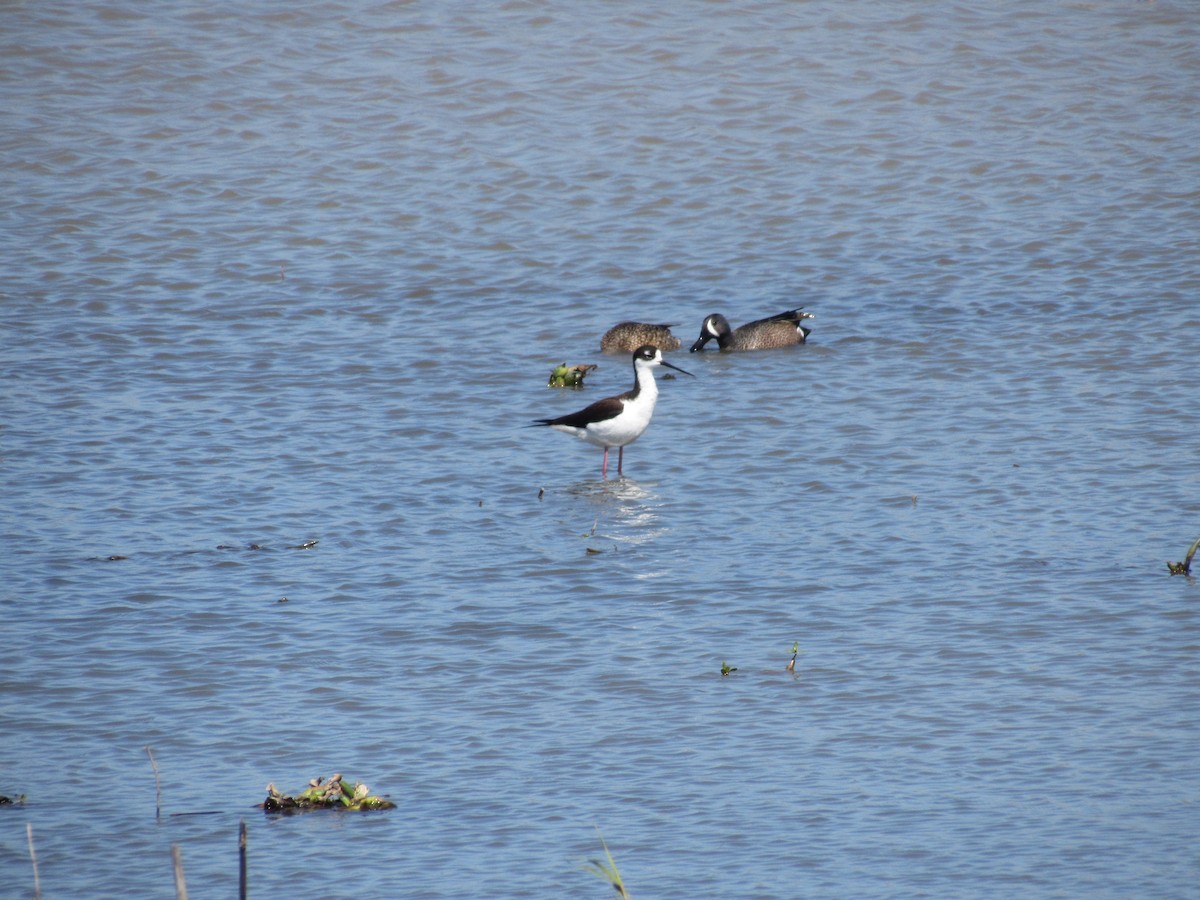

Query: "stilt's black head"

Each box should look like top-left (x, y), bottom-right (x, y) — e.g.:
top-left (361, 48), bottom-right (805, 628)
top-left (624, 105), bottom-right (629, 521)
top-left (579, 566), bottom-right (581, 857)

top-left (633, 344), bottom-right (693, 376)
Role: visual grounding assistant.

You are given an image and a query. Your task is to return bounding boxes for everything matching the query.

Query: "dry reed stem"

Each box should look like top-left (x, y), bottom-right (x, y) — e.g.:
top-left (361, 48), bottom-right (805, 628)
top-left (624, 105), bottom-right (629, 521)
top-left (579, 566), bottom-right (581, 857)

top-left (27, 823), bottom-right (40, 899)
top-left (145, 746), bottom-right (161, 819)
top-left (171, 844), bottom-right (188, 900)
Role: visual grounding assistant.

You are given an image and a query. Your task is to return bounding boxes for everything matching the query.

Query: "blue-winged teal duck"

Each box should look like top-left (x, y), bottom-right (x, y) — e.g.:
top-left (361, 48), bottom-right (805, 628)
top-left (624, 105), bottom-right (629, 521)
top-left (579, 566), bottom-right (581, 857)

top-left (689, 308), bottom-right (813, 352)
top-left (600, 321), bottom-right (682, 354)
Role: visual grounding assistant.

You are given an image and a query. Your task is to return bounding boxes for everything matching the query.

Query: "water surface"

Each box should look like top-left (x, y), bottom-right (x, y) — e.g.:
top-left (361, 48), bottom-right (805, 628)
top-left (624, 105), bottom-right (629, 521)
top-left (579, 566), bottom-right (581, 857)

top-left (2, 2), bottom-right (1198, 897)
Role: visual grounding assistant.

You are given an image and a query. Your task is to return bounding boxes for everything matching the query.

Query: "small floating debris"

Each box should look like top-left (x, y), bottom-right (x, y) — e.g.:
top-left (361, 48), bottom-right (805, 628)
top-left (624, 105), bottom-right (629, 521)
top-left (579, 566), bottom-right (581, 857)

top-left (1167, 536), bottom-right (1200, 576)
top-left (290, 539), bottom-right (319, 550)
top-left (720, 661), bottom-right (738, 677)
top-left (261, 774), bottom-right (395, 812)
top-left (548, 363), bottom-right (597, 388)
top-left (0, 794), bottom-right (27, 805)
top-left (787, 641), bottom-right (799, 673)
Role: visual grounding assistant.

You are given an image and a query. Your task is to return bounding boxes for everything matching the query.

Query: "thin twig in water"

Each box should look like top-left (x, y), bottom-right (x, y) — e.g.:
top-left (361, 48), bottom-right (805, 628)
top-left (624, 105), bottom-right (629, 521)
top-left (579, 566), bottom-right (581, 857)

top-left (28, 823), bottom-right (41, 900)
top-left (172, 844), bottom-right (188, 900)
top-left (146, 746), bottom-right (161, 819)
top-left (239, 819), bottom-right (248, 900)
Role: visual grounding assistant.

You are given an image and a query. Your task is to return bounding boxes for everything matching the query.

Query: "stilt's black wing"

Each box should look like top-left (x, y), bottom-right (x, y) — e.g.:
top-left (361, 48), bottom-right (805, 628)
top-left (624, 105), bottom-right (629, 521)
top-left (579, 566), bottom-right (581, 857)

top-left (532, 394), bottom-right (629, 429)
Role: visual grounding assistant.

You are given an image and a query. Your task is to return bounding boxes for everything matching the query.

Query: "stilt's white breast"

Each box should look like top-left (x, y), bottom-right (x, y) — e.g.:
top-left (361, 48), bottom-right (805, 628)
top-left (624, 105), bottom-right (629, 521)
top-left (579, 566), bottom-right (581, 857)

top-left (584, 392), bottom-right (656, 448)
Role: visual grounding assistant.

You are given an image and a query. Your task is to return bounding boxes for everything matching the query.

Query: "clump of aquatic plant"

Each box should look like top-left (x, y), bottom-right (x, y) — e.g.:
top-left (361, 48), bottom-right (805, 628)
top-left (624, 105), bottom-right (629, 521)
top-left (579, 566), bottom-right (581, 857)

top-left (548, 363), bottom-right (598, 388)
top-left (261, 774), bottom-right (395, 812)
top-left (1167, 536), bottom-right (1200, 576)
top-left (584, 829), bottom-right (630, 899)
top-left (720, 661), bottom-right (738, 676)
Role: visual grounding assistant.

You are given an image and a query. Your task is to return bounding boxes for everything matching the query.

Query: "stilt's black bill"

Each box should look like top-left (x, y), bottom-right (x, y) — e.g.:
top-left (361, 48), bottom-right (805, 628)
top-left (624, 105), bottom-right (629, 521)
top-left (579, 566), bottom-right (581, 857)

top-left (661, 359), bottom-right (695, 377)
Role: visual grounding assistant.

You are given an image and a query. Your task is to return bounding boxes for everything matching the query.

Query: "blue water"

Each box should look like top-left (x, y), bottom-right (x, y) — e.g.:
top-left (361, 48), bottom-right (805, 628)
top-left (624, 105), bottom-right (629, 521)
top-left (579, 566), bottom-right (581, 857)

top-left (3, 1), bottom-right (1199, 897)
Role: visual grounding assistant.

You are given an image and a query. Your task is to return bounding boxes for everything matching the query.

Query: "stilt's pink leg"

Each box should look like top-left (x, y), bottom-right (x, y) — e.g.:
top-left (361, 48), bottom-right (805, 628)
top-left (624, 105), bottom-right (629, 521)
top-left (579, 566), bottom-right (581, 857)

top-left (601, 447), bottom-right (609, 478)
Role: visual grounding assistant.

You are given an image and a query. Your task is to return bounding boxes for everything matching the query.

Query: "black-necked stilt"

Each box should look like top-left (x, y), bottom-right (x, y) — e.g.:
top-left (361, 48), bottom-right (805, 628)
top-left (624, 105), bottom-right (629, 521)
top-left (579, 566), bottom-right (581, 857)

top-left (531, 345), bottom-right (693, 478)
top-left (689, 307), bottom-right (814, 352)
top-left (600, 321), bottom-right (682, 354)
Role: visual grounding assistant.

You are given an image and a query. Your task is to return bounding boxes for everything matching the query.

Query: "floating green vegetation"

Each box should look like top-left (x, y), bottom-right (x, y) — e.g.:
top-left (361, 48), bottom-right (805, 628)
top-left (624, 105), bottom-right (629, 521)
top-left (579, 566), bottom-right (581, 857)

top-left (261, 774), bottom-right (395, 812)
top-left (720, 661), bottom-right (738, 677)
top-left (583, 829), bottom-right (630, 899)
top-left (1167, 536), bottom-right (1200, 576)
top-left (548, 363), bottom-right (598, 388)
top-left (787, 640), bottom-right (800, 673)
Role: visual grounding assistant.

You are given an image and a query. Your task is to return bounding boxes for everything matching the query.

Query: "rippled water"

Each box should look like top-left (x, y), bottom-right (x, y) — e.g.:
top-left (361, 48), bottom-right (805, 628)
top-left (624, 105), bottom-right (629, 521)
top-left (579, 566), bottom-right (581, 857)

top-left (3, 2), bottom-right (1199, 897)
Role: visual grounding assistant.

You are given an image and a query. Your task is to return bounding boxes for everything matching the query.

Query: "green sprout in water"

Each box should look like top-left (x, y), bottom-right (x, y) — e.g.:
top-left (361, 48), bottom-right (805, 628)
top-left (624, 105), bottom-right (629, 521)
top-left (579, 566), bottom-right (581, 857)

top-left (720, 661), bottom-right (738, 677)
top-left (1167, 536), bottom-right (1200, 576)
top-left (548, 363), bottom-right (598, 388)
top-left (584, 829), bottom-right (630, 899)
